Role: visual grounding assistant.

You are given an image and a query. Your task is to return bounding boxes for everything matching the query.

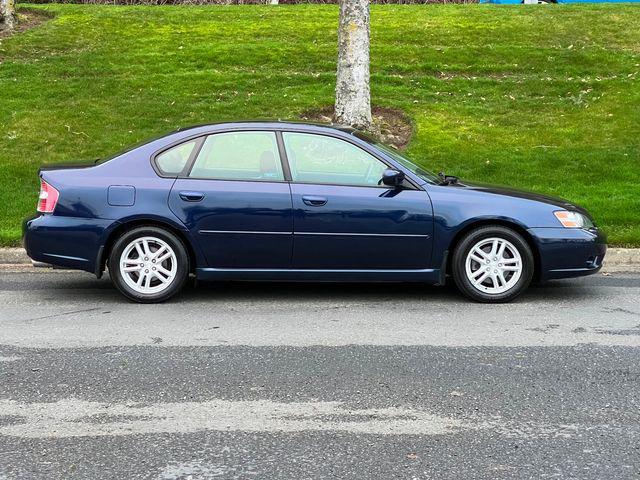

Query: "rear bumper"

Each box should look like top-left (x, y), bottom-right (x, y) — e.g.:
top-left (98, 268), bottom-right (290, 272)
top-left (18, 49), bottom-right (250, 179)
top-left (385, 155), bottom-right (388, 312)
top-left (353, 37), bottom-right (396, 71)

top-left (528, 227), bottom-right (607, 281)
top-left (23, 214), bottom-right (114, 274)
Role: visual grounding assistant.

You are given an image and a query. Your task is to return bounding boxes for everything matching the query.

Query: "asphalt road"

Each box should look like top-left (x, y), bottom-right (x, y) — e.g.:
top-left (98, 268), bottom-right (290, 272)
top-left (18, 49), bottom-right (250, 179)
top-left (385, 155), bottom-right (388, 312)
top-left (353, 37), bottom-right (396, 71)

top-left (1, 270), bottom-right (639, 479)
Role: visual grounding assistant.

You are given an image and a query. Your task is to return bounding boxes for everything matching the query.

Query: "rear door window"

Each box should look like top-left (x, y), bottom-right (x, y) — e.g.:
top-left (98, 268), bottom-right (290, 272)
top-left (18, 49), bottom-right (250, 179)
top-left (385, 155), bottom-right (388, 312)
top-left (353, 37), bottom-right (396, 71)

top-left (188, 131), bottom-right (284, 182)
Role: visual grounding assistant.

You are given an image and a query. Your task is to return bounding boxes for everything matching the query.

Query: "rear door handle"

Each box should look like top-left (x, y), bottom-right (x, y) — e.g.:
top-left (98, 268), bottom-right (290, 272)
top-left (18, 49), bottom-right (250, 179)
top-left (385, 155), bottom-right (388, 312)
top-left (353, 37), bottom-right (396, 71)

top-left (179, 191), bottom-right (205, 202)
top-left (302, 195), bottom-right (327, 207)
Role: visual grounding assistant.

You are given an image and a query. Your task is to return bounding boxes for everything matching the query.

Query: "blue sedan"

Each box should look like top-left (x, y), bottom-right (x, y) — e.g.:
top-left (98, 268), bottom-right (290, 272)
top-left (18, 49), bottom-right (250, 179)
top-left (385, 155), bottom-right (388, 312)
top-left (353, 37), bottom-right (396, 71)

top-left (23, 122), bottom-right (606, 303)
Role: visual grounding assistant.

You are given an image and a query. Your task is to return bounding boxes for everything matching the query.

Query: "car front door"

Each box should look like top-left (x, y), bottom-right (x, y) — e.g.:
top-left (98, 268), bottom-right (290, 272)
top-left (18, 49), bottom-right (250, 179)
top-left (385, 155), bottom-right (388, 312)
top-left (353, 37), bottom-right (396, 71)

top-left (167, 130), bottom-right (293, 269)
top-left (282, 132), bottom-right (433, 270)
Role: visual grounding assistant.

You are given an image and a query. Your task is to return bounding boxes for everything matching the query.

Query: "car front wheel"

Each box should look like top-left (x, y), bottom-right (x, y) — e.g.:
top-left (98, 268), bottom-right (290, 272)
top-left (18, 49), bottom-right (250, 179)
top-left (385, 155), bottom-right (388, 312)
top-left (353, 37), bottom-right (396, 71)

top-left (452, 225), bottom-right (534, 303)
top-left (108, 226), bottom-right (189, 303)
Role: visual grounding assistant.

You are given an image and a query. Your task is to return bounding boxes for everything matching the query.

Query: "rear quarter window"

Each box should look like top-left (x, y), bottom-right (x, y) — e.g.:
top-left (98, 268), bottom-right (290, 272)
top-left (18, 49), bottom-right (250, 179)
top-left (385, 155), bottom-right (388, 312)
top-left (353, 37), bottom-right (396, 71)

top-left (155, 140), bottom-right (197, 175)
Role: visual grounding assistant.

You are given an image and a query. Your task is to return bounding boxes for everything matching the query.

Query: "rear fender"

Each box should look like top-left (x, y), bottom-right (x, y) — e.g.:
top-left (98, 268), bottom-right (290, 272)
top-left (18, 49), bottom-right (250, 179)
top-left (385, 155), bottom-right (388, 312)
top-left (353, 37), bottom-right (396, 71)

top-left (96, 214), bottom-right (207, 277)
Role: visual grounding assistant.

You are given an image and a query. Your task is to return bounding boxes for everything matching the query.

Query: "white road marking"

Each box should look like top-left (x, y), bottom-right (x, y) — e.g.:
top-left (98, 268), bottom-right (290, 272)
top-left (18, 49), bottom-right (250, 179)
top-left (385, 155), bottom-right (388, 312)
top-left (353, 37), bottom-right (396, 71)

top-left (0, 398), bottom-right (600, 442)
top-left (0, 356), bottom-right (21, 362)
top-left (157, 461), bottom-right (236, 480)
top-left (0, 398), bottom-right (464, 438)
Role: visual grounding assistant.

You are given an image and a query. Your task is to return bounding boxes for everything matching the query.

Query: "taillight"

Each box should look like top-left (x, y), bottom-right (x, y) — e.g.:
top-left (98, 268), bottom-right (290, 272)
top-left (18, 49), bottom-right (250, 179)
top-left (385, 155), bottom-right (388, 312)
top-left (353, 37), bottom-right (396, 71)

top-left (37, 179), bottom-right (60, 213)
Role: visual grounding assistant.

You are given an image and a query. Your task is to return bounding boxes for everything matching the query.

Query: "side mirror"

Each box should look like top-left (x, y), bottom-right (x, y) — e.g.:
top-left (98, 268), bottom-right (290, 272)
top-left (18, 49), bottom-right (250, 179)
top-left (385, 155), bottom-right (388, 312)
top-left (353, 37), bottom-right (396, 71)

top-left (381, 168), bottom-right (405, 188)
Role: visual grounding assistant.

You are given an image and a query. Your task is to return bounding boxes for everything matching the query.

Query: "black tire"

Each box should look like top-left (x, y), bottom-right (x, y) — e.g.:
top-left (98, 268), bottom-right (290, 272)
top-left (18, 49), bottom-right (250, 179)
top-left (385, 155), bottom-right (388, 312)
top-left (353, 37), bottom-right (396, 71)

top-left (108, 226), bottom-right (189, 303)
top-left (451, 225), bottom-right (534, 303)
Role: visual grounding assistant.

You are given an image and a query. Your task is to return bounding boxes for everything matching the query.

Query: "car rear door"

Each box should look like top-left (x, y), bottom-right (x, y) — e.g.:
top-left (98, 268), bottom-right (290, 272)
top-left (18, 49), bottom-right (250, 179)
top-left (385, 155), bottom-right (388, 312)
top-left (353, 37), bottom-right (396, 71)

top-left (281, 131), bottom-right (433, 270)
top-left (168, 130), bottom-right (293, 269)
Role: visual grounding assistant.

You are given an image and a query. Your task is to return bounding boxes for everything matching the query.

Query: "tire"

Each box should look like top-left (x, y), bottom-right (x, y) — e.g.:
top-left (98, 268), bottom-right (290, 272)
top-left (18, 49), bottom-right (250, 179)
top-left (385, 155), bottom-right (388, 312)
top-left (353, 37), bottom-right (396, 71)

top-left (451, 225), bottom-right (534, 303)
top-left (108, 226), bottom-right (189, 303)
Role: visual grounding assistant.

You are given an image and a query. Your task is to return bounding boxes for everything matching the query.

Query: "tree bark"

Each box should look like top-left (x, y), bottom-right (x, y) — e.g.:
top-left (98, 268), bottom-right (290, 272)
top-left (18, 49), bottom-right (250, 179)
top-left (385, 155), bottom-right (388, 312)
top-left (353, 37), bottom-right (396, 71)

top-left (0, 0), bottom-right (15, 32)
top-left (335, 0), bottom-right (372, 130)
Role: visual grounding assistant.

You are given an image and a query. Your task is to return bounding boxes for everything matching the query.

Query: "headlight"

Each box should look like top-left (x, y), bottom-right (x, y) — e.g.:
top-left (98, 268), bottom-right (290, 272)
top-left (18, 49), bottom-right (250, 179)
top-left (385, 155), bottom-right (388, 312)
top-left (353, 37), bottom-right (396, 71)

top-left (554, 210), bottom-right (594, 229)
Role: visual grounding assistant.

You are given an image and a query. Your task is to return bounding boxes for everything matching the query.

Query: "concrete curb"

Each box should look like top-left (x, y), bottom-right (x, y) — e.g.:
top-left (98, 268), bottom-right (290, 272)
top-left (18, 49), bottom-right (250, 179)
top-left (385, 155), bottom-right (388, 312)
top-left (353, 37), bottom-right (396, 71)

top-left (0, 248), bottom-right (30, 264)
top-left (600, 249), bottom-right (640, 273)
top-left (1, 247), bottom-right (639, 272)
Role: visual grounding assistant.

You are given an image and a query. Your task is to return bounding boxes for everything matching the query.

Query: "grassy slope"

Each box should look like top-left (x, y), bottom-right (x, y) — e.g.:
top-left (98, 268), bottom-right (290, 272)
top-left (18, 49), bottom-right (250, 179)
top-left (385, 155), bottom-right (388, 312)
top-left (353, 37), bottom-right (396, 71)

top-left (1, 4), bottom-right (638, 245)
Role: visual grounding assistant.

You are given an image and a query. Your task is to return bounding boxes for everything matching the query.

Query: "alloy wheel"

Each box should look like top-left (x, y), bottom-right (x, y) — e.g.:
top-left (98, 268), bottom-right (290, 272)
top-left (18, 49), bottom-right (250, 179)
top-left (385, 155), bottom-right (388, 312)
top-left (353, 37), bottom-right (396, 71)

top-left (119, 236), bottom-right (177, 294)
top-left (464, 237), bottom-right (523, 295)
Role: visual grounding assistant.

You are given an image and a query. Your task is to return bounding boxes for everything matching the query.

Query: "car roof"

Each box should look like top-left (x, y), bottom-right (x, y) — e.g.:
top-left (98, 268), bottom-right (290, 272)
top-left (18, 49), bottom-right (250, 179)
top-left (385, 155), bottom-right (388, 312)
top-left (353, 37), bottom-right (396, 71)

top-left (174, 120), bottom-right (360, 136)
top-left (117, 121), bottom-right (377, 166)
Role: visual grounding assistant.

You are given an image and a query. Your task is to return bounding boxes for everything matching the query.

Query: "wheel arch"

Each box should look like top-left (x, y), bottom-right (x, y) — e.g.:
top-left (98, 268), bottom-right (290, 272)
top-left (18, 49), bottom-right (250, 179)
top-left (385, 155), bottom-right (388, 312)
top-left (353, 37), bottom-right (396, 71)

top-left (445, 218), bottom-right (541, 282)
top-left (98, 218), bottom-right (198, 277)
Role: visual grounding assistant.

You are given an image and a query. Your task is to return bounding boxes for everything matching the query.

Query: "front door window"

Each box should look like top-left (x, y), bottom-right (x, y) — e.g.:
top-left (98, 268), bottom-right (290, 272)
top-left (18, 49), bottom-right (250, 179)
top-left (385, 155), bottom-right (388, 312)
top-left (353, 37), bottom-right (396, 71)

top-left (282, 132), bottom-right (387, 187)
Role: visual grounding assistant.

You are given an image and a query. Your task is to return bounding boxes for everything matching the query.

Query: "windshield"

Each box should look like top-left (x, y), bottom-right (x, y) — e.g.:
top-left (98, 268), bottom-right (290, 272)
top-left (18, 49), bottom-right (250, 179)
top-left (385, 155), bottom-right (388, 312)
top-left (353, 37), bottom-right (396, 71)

top-left (372, 142), bottom-right (440, 184)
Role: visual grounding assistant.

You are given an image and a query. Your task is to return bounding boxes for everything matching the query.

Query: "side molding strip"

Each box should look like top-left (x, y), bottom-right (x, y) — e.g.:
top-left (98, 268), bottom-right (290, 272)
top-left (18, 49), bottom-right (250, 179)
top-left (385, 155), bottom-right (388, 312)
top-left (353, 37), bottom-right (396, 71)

top-left (199, 230), bottom-right (430, 238)
top-left (296, 232), bottom-right (430, 238)
top-left (200, 230), bottom-right (293, 235)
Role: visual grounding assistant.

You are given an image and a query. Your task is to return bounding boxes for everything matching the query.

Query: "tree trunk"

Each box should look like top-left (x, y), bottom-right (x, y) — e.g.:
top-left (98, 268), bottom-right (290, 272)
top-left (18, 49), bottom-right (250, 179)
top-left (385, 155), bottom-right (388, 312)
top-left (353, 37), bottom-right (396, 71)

top-left (334, 0), bottom-right (372, 130)
top-left (0, 0), bottom-right (15, 32)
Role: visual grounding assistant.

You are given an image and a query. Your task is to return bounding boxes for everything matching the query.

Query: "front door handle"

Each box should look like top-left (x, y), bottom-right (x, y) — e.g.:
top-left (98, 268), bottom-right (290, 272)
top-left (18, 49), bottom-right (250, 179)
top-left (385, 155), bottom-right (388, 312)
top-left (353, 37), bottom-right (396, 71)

top-left (302, 195), bottom-right (328, 207)
top-left (179, 191), bottom-right (205, 202)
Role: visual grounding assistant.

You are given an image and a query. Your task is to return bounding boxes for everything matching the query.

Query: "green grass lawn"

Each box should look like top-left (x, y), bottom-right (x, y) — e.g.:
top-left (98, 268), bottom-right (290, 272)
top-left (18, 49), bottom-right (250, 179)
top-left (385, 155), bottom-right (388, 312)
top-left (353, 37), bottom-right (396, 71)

top-left (1, 4), bottom-right (639, 245)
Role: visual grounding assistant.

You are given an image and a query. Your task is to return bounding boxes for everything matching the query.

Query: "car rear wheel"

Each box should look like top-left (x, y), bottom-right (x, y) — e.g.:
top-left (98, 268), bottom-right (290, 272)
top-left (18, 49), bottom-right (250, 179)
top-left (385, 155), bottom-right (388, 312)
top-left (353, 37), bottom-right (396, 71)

top-left (452, 225), bottom-right (534, 303)
top-left (108, 226), bottom-right (189, 303)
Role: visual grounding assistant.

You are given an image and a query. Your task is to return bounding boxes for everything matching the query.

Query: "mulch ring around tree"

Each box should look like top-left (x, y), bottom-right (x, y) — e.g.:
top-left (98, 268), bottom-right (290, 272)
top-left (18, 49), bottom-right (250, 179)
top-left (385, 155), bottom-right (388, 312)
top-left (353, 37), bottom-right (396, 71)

top-left (0, 10), bottom-right (52, 39)
top-left (300, 106), bottom-right (414, 150)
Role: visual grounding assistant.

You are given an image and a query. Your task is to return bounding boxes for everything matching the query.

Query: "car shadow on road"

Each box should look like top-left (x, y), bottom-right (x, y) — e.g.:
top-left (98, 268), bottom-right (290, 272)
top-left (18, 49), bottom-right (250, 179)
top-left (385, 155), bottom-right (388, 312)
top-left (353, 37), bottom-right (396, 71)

top-left (4, 269), bottom-right (618, 304)
top-left (174, 276), bottom-right (603, 304)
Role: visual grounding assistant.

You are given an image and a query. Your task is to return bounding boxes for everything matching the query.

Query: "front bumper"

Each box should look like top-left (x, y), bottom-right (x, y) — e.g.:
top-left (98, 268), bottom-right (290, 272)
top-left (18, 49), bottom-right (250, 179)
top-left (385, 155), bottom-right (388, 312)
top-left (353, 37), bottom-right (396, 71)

top-left (528, 227), bottom-right (607, 281)
top-left (23, 214), bottom-right (115, 274)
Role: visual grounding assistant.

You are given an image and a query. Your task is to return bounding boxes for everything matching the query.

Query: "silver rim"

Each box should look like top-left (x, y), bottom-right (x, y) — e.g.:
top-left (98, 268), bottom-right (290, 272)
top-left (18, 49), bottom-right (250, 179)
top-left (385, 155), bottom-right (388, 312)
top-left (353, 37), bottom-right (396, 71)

top-left (465, 237), bottom-right (523, 295)
top-left (119, 236), bottom-right (177, 295)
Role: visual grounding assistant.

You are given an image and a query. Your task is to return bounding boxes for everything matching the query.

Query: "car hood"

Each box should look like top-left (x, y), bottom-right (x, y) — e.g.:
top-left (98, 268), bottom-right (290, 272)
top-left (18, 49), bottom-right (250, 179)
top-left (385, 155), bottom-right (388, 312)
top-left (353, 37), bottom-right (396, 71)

top-left (452, 180), bottom-right (590, 215)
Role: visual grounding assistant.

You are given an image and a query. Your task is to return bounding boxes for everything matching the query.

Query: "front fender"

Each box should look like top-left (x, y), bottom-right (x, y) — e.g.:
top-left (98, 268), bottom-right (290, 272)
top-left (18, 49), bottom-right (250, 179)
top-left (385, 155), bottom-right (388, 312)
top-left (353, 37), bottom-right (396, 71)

top-left (425, 184), bottom-right (562, 269)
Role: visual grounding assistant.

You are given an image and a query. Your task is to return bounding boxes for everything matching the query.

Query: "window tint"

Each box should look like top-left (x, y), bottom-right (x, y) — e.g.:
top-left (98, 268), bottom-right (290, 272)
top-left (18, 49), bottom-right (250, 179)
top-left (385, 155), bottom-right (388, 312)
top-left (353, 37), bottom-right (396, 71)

top-left (283, 133), bottom-right (387, 187)
top-left (155, 140), bottom-right (196, 175)
top-left (189, 131), bottom-right (284, 182)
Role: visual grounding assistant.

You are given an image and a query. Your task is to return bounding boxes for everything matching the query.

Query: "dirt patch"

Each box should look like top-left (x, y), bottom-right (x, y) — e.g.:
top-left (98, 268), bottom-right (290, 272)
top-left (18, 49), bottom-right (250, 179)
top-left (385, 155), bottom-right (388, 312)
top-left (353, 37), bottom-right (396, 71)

top-left (300, 106), bottom-right (413, 150)
top-left (0, 10), bottom-right (52, 40)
